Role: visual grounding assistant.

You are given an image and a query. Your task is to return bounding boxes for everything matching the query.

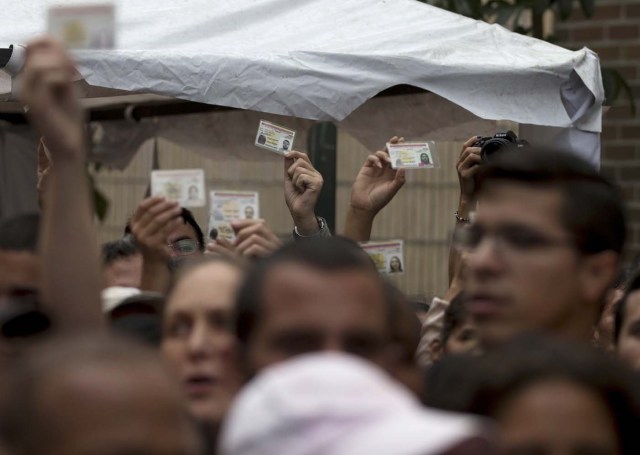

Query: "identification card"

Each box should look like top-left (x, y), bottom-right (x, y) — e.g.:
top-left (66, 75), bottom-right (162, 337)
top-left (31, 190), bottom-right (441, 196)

top-left (150, 169), bottom-right (206, 208)
top-left (208, 191), bottom-right (260, 241)
top-left (387, 142), bottom-right (437, 170)
top-left (48, 4), bottom-right (116, 50)
top-left (255, 120), bottom-right (296, 155)
top-left (360, 240), bottom-right (405, 275)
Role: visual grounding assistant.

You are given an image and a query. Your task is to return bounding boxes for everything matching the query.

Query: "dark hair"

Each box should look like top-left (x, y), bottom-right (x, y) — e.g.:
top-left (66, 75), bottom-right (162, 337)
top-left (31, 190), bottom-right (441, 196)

top-left (441, 293), bottom-right (470, 346)
top-left (614, 271), bottom-right (640, 343)
top-left (425, 336), bottom-right (640, 454)
top-left (101, 238), bottom-right (139, 266)
top-left (124, 207), bottom-right (204, 252)
top-left (0, 213), bottom-right (40, 252)
top-left (177, 208), bottom-right (204, 252)
top-left (474, 148), bottom-right (626, 255)
top-left (384, 280), bottom-right (420, 364)
top-left (476, 337), bottom-right (640, 454)
top-left (389, 255), bottom-right (403, 272)
top-left (233, 237), bottom-right (378, 346)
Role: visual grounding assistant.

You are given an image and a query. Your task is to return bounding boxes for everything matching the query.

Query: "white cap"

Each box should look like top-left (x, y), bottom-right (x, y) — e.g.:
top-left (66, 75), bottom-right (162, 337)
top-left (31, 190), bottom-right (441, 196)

top-left (219, 352), bottom-right (493, 455)
top-left (101, 286), bottom-right (141, 313)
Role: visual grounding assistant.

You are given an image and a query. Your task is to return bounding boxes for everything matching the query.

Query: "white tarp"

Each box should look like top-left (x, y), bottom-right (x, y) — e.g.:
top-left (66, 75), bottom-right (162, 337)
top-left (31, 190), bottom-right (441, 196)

top-left (1, 0), bottom-right (603, 135)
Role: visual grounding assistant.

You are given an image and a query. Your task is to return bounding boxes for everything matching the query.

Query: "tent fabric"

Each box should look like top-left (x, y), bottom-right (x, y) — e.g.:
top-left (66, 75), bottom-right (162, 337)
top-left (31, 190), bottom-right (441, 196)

top-left (86, 92), bottom-right (500, 170)
top-left (1, 0), bottom-right (603, 134)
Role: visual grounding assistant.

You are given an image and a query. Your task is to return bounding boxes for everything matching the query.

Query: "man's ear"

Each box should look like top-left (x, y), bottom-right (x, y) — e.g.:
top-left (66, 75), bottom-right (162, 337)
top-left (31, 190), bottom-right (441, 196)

top-left (428, 337), bottom-right (443, 362)
top-left (579, 250), bottom-right (620, 307)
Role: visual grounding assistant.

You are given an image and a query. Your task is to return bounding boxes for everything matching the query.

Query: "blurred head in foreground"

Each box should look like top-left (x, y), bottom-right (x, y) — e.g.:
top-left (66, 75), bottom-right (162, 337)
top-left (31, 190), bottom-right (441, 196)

top-left (1, 334), bottom-right (202, 455)
top-left (425, 336), bottom-right (640, 455)
top-left (459, 148), bottom-right (625, 346)
top-left (219, 352), bottom-right (494, 455)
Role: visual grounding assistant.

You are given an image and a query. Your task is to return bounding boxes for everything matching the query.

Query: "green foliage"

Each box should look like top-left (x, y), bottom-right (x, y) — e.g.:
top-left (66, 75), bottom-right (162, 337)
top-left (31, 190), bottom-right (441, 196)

top-left (423, 0), bottom-right (595, 31)
top-left (87, 163), bottom-right (109, 222)
top-left (421, 0), bottom-right (633, 113)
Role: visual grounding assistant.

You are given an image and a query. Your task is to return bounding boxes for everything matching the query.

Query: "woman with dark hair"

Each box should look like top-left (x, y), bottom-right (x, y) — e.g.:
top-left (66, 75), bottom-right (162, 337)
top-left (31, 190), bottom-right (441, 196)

top-left (425, 336), bottom-right (640, 455)
top-left (389, 255), bottom-right (403, 273)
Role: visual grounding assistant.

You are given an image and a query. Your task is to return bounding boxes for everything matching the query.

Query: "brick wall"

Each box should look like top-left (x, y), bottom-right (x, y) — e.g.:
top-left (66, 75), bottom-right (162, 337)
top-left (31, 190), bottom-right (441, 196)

top-left (556, 0), bottom-right (640, 258)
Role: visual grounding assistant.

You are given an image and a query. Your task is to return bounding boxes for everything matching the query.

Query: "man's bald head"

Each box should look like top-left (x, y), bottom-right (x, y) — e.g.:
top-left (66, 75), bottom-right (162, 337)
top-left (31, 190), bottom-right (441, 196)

top-left (1, 334), bottom-right (202, 455)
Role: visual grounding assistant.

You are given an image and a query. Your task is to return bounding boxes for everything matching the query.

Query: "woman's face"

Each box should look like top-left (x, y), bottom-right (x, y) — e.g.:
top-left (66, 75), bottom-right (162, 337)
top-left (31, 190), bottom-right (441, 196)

top-left (390, 257), bottom-right (401, 271)
top-left (495, 379), bottom-right (620, 455)
top-left (161, 262), bottom-right (245, 424)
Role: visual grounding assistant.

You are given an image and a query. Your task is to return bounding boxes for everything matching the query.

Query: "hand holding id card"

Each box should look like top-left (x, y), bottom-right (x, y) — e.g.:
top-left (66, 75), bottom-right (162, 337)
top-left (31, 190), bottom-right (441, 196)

top-left (151, 169), bottom-right (206, 208)
top-left (208, 191), bottom-right (260, 241)
top-left (387, 142), bottom-right (438, 170)
top-left (255, 120), bottom-right (296, 155)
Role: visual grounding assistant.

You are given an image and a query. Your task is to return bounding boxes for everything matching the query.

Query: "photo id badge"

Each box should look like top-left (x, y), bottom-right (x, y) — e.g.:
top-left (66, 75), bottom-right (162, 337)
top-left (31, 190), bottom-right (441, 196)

top-left (48, 4), bottom-right (116, 50)
top-left (387, 142), bottom-right (439, 170)
top-left (150, 169), bottom-right (206, 208)
top-left (255, 120), bottom-right (296, 155)
top-left (360, 240), bottom-right (405, 275)
top-left (208, 191), bottom-right (260, 241)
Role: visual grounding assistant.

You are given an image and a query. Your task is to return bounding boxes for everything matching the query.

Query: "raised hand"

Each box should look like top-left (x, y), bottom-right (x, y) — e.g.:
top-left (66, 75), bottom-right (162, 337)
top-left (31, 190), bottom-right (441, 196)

top-left (284, 151), bottom-right (323, 235)
top-left (130, 197), bottom-right (183, 262)
top-left (206, 219), bottom-right (282, 260)
top-left (349, 136), bottom-right (406, 215)
top-left (457, 136), bottom-right (483, 205)
top-left (20, 38), bottom-right (84, 162)
top-left (344, 136), bottom-right (406, 242)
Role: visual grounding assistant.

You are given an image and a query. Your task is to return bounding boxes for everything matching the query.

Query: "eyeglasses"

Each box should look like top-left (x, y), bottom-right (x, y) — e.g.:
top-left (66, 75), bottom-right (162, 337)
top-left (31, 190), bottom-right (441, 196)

top-left (167, 239), bottom-right (201, 256)
top-left (452, 223), bottom-right (574, 255)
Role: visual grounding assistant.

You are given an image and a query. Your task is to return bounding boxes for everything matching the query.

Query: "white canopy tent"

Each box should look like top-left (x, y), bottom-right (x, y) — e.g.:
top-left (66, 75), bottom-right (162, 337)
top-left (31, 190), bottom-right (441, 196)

top-left (0, 0), bottom-right (603, 167)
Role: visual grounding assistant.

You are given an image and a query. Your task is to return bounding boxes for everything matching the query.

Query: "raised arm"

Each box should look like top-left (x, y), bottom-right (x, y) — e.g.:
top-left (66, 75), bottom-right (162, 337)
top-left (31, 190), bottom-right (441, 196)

top-left (448, 136), bottom-right (482, 286)
top-left (129, 197), bottom-right (183, 293)
top-left (283, 150), bottom-right (328, 237)
top-left (21, 38), bottom-right (103, 331)
top-left (343, 136), bottom-right (406, 242)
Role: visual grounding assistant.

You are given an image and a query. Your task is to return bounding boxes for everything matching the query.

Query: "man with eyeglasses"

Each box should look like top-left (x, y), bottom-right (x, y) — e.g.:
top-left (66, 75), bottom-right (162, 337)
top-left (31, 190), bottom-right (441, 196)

top-left (455, 148), bottom-right (625, 347)
top-left (127, 200), bottom-right (205, 293)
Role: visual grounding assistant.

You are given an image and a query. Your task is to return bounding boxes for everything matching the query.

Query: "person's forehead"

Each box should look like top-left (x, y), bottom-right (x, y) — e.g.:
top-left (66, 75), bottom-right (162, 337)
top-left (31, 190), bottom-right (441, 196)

top-left (167, 221), bottom-right (198, 244)
top-left (166, 263), bottom-right (240, 314)
top-left (476, 182), bottom-right (565, 230)
top-left (261, 263), bottom-right (385, 317)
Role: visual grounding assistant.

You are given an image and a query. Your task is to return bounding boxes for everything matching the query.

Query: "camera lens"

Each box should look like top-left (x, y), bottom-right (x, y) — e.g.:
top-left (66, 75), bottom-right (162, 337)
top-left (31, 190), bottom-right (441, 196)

top-left (481, 138), bottom-right (513, 162)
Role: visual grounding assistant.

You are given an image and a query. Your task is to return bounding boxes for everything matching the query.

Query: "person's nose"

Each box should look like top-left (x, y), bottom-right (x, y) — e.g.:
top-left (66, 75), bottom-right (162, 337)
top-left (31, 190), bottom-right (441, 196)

top-left (186, 321), bottom-right (215, 359)
top-left (466, 235), bottom-right (505, 279)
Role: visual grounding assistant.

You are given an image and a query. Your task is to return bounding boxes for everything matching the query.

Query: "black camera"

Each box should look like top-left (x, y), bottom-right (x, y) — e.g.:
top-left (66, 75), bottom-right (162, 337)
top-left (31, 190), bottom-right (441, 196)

top-left (474, 130), bottom-right (528, 162)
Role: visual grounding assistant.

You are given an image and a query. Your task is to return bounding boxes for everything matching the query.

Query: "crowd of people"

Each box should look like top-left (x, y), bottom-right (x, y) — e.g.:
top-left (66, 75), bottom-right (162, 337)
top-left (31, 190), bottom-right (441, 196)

top-left (1, 37), bottom-right (640, 455)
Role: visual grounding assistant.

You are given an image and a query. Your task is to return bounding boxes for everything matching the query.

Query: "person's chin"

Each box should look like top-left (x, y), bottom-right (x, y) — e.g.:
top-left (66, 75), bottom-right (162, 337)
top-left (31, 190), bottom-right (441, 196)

top-left (189, 397), bottom-right (228, 424)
